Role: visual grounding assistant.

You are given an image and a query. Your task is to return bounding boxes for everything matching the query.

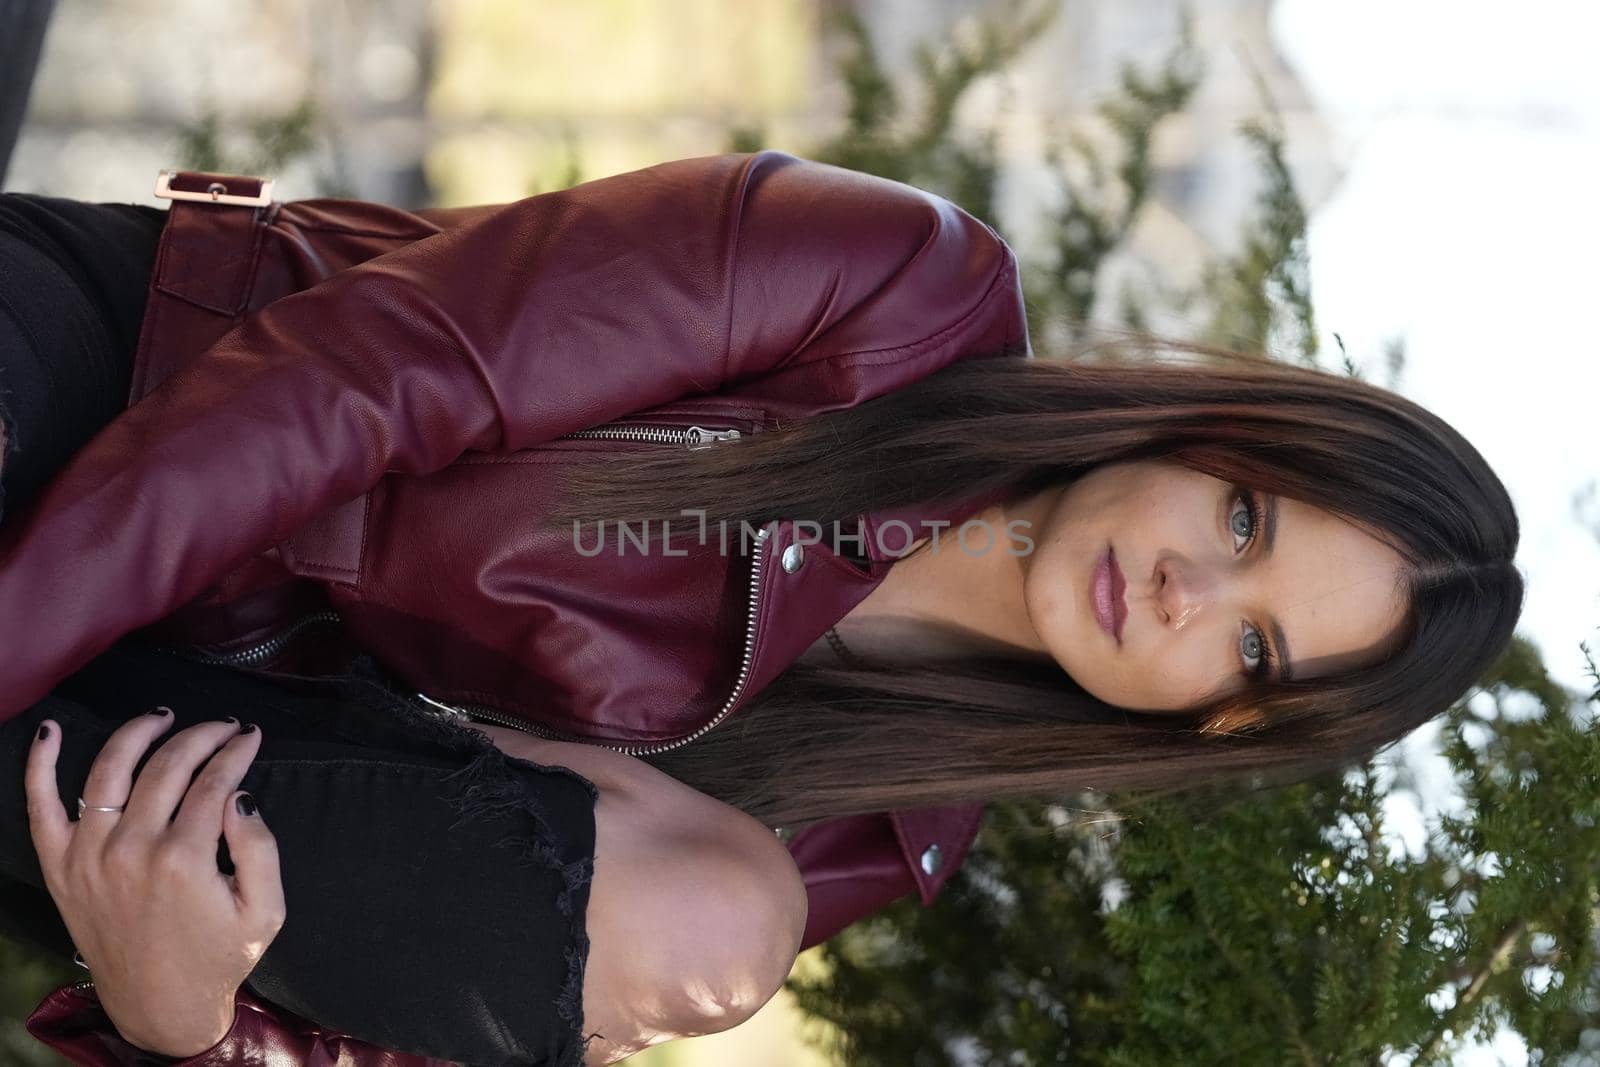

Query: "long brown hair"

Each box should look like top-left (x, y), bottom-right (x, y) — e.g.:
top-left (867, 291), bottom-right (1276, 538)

top-left (549, 344), bottom-right (1522, 828)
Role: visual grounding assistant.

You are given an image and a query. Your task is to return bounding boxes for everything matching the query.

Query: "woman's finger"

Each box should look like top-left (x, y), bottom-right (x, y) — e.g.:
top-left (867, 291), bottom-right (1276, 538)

top-left (23, 720), bottom-right (71, 868)
top-left (121, 718), bottom-right (243, 838)
top-left (77, 707), bottom-right (177, 818)
top-left (171, 724), bottom-right (261, 846)
top-left (221, 791), bottom-right (286, 939)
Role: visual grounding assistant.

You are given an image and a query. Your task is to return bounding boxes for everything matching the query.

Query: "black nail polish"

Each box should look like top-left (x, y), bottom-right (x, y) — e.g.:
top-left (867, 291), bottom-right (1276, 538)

top-left (235, 794), bottom-right (258, 817)
top-left (239, 723), bottom-right (258, 734)
top-left (224, 717), bottom-right (240, 725)
top-left (147, 706), bottom-right (171, 717)
top-left (36, 724), bottom-right (49, 741)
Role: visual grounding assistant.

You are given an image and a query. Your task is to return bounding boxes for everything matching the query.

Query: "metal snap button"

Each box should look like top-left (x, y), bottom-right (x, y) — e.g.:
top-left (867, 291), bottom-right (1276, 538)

top-left (781, 543), bottom-right (805, 573)
top-left (920, 844), bottom-right (944, 875)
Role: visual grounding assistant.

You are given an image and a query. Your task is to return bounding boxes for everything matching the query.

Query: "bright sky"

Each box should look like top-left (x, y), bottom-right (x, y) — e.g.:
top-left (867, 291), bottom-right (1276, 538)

top-left (1272, 0), bottom-right (1600, 695)
top-left (1272, 3), bottom-right (1600, 1062)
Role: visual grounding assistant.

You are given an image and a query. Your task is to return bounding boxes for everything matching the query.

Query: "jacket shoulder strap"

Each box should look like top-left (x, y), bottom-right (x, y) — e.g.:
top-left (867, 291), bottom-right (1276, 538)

top-left (131, 170), bottom-right (276, 400)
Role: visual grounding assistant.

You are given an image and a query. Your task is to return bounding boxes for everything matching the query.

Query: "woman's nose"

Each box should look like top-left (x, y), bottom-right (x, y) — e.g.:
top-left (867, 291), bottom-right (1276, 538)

top-left (1155, 557), bottom-right (1219, 629)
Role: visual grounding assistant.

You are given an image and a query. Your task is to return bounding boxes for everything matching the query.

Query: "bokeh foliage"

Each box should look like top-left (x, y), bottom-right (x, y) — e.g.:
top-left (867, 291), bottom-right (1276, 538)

top-left (0, 945), bottom-right (75, 1065)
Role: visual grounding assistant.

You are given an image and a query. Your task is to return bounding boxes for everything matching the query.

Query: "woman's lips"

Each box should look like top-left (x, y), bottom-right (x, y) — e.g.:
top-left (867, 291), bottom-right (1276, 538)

top-left (1092, 546), bottom-right (1128, 643)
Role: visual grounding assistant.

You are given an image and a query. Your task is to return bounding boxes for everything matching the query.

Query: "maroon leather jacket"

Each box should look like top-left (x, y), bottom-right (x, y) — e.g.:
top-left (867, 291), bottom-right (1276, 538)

top-left (15, 152), bottom-right (1030, 1063)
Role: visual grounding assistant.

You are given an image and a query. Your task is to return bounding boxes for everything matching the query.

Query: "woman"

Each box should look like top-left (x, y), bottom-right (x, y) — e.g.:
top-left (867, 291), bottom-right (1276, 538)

top-left (0, 151), bottom-right (1521, 1062)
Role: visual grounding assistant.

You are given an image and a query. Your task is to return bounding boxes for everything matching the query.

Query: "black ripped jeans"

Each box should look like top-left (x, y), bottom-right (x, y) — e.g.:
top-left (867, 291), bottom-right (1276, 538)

top-left (0, 196), bottom-right (598, 1065)
top-left (0, 646), bottom-right (598, 1067)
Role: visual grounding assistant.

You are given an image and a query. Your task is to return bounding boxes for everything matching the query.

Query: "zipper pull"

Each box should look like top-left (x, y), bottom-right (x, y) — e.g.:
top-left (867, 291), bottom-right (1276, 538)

top-left (414, 692), bottom-right (470, 722)
top-left (685, 425), bottom-right (742, 450)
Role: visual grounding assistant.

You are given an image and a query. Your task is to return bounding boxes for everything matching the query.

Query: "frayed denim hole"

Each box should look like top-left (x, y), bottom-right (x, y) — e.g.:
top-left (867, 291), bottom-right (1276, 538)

top-left (555, 859), bottom-right (598, 1066)
top-left (557, 930), bottom-right (595, 1067)
top-left (437, 748), bottom-right (561, 855)
top-left (429, 741), bottom-right (599, 1067)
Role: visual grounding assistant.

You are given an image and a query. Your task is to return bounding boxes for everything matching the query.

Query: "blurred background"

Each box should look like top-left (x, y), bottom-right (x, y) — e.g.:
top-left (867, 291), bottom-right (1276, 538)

top-left (3, 1), bottom-right (1598, 1064)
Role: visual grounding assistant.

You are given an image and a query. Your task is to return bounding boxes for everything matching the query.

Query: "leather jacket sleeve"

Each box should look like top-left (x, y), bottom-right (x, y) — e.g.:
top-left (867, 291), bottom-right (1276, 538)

top-left (27, 984), bottom-right (452, 1066)
top-left (0, 149), bottom-right (1018, 718)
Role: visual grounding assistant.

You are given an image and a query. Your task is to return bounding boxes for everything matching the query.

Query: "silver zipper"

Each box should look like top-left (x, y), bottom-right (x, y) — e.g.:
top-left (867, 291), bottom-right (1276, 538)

top-left (559, 423), bottom-right (742, 449)
top-left (414, 691), bottom-right (570, 739)
top-left (183, 610), bottom-right (342, 668)
top-left (416, 523), bottom-right (773, 755)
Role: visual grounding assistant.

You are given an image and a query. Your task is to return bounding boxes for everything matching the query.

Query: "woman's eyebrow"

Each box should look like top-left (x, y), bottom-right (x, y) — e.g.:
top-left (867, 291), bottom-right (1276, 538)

top-left (1263, 496), bottom-right (1295, 681)
top-left (1271, 618), bottom-right (1295, 682)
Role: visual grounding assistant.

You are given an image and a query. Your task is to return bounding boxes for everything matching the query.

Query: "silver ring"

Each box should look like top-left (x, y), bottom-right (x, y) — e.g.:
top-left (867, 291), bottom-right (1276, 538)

top-left (76, 798), bottom-right (127, 816)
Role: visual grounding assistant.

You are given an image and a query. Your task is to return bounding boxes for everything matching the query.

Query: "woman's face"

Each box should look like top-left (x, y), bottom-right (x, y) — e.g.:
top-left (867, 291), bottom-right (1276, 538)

top-left (1020, 460), bottom-right (1410, 712)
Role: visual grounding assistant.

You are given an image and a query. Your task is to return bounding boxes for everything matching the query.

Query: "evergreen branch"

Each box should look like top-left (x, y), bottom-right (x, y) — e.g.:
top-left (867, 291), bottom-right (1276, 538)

top-left (829, 7), bottom-right (896, 136)
top-left (1169, 836), bottom-right (1322, 1067)
top-left (1413, 918), bottom-right (1528, 1065)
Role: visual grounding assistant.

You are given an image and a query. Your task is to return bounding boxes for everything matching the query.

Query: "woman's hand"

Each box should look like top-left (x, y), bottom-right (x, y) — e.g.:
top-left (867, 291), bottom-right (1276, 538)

top-left (25, 710), bottom-right (286, 1057)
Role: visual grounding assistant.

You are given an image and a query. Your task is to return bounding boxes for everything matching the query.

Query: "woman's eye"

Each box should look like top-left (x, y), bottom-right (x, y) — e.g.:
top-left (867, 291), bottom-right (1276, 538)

top-left (1241, 625), bottom-right (1266, 674)
top-left (1228, 491), bottom-right (1258, 552)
